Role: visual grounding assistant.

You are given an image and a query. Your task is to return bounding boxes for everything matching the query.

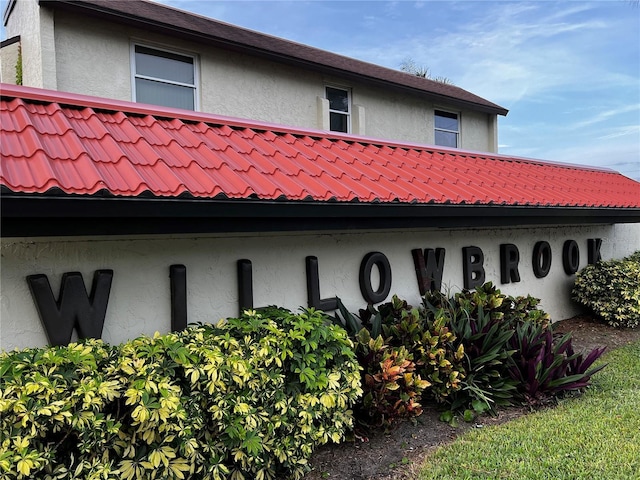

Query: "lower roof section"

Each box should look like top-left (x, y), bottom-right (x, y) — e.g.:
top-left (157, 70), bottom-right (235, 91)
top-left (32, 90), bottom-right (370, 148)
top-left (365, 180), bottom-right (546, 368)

top-left (2, 193), bottom-right (638, 237)
top-left (1, 84), bottom-right (640, 237)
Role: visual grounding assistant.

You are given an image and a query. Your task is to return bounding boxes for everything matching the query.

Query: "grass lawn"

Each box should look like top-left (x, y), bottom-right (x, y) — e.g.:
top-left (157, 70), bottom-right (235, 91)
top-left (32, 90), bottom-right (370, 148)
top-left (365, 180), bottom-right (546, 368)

top-left (417, 341), bottom-right (640, 480)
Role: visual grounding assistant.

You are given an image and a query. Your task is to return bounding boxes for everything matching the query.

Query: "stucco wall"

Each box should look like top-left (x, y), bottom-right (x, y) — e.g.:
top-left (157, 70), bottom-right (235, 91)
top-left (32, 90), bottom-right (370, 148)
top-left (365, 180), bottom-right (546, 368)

top-left (3, 223), bottom-right (637, 351)
top-left (48, 10), bottom-right (495, 150)
top-left (611, 223), bottom-right (640, 258)
top-left (459, 109), bottom-right (494, 152)
top-left (0, 39), bottom-right (20, 85)
top-left (3, 0), bottom-right (56, 89)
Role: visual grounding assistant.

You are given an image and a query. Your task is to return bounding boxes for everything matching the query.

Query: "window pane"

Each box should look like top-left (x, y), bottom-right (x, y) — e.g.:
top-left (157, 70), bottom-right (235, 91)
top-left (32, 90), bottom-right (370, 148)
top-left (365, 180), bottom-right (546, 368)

top-left (135, 78), bottom-right (195, 110)
top-left (135, 46), bottom-right (194, 85)
top-left (435, 130), bottom-right (458, 147)
top-left (326, 87), bottom-right (349, 112)
top-left (330, 112), bottom-right (348, 133)
top-left (435, 111), bottom-right (458, 131)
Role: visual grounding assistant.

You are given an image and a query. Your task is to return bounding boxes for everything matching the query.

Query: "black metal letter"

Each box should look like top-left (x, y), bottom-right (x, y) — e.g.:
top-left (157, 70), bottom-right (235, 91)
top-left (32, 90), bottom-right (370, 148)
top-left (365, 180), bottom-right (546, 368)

top-left (563, 240), bottom-right (580, 275)
top-left (462, 246), bottom-right (485, 289)
top-left (359, 252), bottom-right (392, 304)
top-left (532, 241), bottom-right (552, 278)
top-left (306, 256), bottom-right (338, 311)
top-left (412, 248), bottom-right (446, 294)
top-left (500, 244), bottom-right (521, 284)
top-left (237, 259), bottom-right (254, 314)
top-left (588, 238), bottom-right (602, 264)
top-left (170, 265), bottom-right (187, 332)
top-left (27, 270), bottom-right (113, 346)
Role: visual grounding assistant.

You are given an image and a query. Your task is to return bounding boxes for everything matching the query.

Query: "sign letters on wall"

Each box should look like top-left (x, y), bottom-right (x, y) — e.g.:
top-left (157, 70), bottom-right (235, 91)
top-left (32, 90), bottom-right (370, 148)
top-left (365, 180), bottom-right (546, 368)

top-left (27, 270), bottom-right (113, 346)
top-left (533, 241), bottom-right (552, 278)
top-left (27, 238), bottom-right (602, 346)
top-left (412, 248), bottom-right (446, 295)
top-left (500, 244), bottom-right (521, 284)
top-left (462, 246), bottom-right (485, 289)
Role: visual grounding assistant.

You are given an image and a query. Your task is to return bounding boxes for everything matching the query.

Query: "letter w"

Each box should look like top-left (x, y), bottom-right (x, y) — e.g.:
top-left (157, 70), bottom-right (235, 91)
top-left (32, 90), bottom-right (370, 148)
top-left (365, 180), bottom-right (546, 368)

top-left (27, 270), bottom-right (113, 346)
top-left (412, 248), bottom-right (446, 295)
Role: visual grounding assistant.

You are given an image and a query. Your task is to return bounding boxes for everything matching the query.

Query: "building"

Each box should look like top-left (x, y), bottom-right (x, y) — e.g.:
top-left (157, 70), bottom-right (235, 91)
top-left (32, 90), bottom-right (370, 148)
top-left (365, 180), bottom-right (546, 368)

top-left (1, 0), bottom-right (506, 152)
top-left (1, 1), bottom-right (639, 350)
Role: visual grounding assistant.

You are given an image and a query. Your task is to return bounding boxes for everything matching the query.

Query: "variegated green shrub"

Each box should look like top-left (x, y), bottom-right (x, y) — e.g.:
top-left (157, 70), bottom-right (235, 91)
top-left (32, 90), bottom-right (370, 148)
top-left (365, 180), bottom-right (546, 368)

top-left (0, 307), bottom-right (362, 480)
top-left (572, 251), bottom-right (640, 328)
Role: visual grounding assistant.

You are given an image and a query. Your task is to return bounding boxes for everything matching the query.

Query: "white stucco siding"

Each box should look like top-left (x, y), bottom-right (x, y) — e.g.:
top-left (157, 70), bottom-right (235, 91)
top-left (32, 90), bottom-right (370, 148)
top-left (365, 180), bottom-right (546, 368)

top-left (3, 224), bottom-right (636, 351)
top-left (3, 0), bottom-right (56, 89)
top-left (611, 223), bottom-right (640, 258)
top-left (460, 110), bottom-right (493, 152)
top-left (0, 40), bottom-right (20, 85)
top-left (54, 11), bottom-right (133, 100)
top-left (198, 48), bottom-right (322, 127)
top-left (353, 85), bottom-right (432, 144)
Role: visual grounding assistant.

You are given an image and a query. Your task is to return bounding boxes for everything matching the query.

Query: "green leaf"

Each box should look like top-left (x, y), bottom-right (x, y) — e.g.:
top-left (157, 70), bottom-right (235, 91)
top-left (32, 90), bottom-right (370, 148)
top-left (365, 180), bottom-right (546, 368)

top-left (242, 432), bottom-right (263, 455)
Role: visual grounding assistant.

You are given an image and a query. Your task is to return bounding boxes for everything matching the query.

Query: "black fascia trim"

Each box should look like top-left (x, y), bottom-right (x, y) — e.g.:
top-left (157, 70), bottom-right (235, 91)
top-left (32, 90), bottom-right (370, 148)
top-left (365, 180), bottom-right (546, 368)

top-left (0, 35), bottom-right (20, 48)
top-left (2, 194), bottom-right (639, 237)
top-left (44, 1), bottom-right (507, 116)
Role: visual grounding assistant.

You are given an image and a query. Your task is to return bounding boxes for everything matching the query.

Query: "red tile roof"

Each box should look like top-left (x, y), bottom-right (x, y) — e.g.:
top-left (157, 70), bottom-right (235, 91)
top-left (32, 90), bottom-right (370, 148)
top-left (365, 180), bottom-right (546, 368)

top-left (40, 0), bottom-right (507, 116)
top-left (2, 84), bottom-right (639, 209)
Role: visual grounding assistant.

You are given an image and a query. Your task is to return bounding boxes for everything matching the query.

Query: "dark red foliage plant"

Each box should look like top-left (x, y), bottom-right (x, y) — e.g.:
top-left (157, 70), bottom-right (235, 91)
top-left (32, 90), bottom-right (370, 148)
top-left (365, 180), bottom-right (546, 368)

top-left (508, 320), bottom-right (607, 405)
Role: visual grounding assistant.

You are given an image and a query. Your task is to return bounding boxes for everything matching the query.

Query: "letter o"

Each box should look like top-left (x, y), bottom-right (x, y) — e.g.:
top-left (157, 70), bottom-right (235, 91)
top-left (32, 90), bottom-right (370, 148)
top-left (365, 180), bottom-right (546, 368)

top-left (532, 241), bottom-right (552, 278)
top-left (563, 240), bottom-right (580, 275)
top-left (359, 252), bottom-right (392, 304)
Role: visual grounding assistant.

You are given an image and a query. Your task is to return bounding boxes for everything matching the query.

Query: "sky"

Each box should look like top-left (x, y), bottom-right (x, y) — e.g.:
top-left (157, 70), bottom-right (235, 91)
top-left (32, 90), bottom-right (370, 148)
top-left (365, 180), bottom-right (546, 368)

top-left (2, 0), bottom-right (639, 180)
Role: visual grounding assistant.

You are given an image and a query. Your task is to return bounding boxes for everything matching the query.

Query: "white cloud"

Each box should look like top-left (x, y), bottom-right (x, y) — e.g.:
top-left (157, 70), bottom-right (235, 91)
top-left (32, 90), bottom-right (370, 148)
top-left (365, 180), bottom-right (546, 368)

top-left (598, 124), bottom-right (640, 141)
top-left (569, 105), bottom-right (640, 130)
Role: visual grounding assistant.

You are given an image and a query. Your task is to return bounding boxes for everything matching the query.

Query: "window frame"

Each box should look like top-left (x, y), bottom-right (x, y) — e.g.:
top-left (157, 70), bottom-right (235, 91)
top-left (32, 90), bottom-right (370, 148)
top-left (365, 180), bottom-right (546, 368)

top-left (130, 42), bottom-right (199, 111)
top-left (325, 85), bottom-right (352, 134)
top-left (434, 109), bottom-right (460, 148)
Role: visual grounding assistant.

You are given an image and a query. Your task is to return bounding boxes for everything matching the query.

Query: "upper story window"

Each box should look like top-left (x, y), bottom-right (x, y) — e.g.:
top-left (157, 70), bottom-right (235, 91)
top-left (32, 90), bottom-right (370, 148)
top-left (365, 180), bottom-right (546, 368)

top-left (434, 110), bottom-right (459, 148)
top-left (326, 86), bottom-right (351, 133)
top-left (132, 44), bottom-right (197, 110)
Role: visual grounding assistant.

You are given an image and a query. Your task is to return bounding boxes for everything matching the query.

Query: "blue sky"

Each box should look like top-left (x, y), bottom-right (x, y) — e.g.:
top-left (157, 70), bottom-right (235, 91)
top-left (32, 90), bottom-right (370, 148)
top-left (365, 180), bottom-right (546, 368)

top-left (2, 1), bottom-right (638, 179)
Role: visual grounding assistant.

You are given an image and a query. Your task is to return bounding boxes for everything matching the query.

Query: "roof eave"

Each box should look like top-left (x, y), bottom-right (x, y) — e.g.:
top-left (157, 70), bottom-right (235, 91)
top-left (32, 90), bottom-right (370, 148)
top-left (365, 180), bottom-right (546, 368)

top-left (2, 194), bottom-right (637, 238)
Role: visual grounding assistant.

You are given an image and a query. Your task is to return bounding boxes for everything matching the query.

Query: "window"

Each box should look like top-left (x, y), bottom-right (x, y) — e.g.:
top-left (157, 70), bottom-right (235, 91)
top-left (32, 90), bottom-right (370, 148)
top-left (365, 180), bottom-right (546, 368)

top-left (434, 110), bottom-right (459, 148)
top-left (132, 44), bottom-right (197, 110)
top-left (326, 86), bottom-right (350, 133)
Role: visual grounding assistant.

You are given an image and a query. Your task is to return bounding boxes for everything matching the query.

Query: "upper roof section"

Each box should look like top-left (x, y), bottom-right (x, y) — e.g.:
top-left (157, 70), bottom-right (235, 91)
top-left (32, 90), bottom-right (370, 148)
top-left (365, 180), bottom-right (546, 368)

top-left (34, 0), bottom-right (508, 116)
top-left (2, 83), bottom-right (639, 209)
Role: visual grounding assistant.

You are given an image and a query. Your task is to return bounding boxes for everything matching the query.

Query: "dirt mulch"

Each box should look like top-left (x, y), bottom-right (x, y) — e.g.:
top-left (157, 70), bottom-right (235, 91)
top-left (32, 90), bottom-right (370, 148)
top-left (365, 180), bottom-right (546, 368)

top-left (304, 314), bottom-right (640, 480)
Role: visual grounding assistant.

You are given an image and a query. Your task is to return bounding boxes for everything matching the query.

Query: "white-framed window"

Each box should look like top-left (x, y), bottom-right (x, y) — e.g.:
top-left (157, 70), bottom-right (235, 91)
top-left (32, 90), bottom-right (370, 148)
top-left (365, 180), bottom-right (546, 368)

top-left (434, 110), bottom-right (460, 148)
top-left (325, 86), bottom-right (351, 133)
top-left (132, 44), bottom-right (198, 110)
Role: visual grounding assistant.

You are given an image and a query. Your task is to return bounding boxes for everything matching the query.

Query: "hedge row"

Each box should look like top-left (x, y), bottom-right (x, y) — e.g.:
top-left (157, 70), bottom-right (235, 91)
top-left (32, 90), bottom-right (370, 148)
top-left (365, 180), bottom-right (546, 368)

top-left (334, 282), bottom-right (606, 429)
top-left (0, 308), bottom-right (362, 480)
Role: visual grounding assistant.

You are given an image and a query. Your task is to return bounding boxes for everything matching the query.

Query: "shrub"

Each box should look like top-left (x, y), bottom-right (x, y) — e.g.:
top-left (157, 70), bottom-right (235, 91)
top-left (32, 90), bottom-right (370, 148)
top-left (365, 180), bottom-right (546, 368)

top-left (442, 282), bottom-right (550, 329)
top-left (436, 301), bottom-right (518, 415)
top-left (425, 283), bottom-right (607, 416)
top-left (572, 251), bottom-right (640, 328)
top-left (423, 283), bottom-right (553, 415)
top-left (354, 330), bottom-right (429, 427)
top-left (508, 321), bottom-right (607, 406)
top-left (361, 296), bottom-right (465, 405)
top-left (0, 308), bottom-right (362, 480)
top-left (334, 297), bottom-right (464, 428)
